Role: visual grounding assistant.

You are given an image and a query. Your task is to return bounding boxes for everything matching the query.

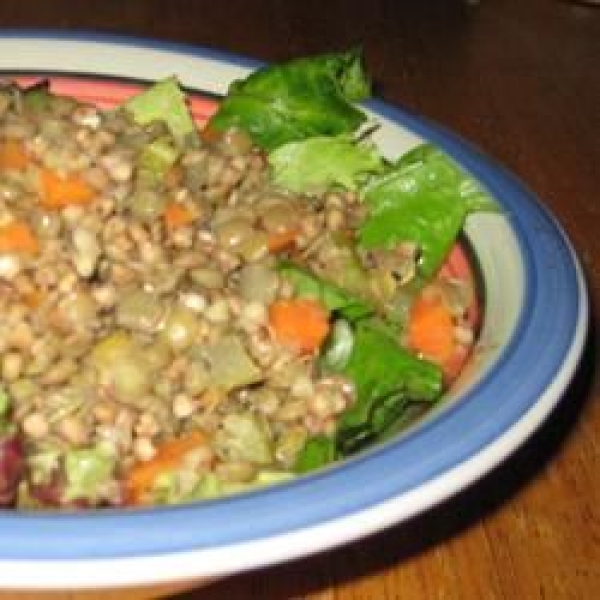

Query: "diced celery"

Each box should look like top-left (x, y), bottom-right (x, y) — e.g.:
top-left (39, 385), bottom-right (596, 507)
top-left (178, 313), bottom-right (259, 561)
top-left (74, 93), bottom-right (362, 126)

top-left (0, 386), bottom-right (9, 417)
top-left (125, 76), bottom-right (196, 141)
top-left (137, 136), bottom-right (180, 182)
top-left (63, 446), bottom-right (116, 502)
top-left (218, 412), bottom-right (274, 465)
top-left (204, 336), bottom-right (262, 391)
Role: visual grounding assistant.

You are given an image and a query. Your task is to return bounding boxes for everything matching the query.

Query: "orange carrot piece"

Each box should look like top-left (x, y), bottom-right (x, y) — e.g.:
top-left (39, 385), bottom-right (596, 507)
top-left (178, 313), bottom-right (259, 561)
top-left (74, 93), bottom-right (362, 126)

top-left (267, 228), bottom-right (299, 253)
top-left (0, 221), bottom-right (40, 255)
top-left (408, 294), bottom-right (456, 367)
top-left (163, 201), bottom-right (195, 229)
top-left (200, 124), bottom-right (223, 144)
top-left (269, 298), bottom-right (330, 353)
top-left (22, 290), bottom-right (44, 309)
top-left (39, 168), bottom-right (95, 209)
top-left (125, 430), bottom-right (208, 504)
top-left (0, 139), bottom-right (29, 171)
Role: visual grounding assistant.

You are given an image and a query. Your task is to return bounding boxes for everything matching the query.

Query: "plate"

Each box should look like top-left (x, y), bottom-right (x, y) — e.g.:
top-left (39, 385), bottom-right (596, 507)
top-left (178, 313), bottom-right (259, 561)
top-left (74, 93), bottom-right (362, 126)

top-left (0, 31), bottom-right (588, 590)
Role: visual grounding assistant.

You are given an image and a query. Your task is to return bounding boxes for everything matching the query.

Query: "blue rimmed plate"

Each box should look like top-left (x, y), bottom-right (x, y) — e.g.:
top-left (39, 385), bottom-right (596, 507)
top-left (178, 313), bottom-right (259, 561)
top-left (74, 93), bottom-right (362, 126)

top-left (0, 31), bottom-right (588, 591)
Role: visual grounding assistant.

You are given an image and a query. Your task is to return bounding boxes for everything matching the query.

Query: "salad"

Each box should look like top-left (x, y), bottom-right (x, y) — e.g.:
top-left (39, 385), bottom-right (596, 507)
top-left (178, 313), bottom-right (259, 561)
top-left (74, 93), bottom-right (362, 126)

top-left (0, 49), bottom-right (495, 509)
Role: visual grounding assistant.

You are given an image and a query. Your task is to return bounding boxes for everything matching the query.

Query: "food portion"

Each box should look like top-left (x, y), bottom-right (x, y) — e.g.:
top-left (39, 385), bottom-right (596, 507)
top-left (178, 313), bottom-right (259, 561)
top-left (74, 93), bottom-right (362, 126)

top-left (0, 50), bottom-right (495, 509)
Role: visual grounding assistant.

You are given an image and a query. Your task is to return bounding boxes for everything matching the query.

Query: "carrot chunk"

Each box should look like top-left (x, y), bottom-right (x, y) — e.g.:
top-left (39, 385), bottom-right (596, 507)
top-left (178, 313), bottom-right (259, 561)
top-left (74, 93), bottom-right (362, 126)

top-left (163, 201), bottom-right (196, 229)
top-left (267, 228), bottom-right (299, 253)
top-left (22, 289), bottom-right (44, 309)
top-left (125, 430), bottom-right (208, 505)
top-left (269, 298), bottom-right (330, 353)
top-left (408, 294), bottom-right (455, 367)
top-left (0, 139), bottom-right (29, 170)
top-left (39, 168), bottom-right (95, 208)
top-left (0, 221), bottom-right (40, 255)
top-left (200, 124), bottom-right (223, 144)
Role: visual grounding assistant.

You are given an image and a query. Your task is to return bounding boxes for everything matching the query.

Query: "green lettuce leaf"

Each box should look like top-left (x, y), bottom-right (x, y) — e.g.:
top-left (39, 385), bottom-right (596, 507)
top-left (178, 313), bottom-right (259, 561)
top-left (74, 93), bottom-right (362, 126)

top-left (319, 319), bottom-right (355, 372)
top-left (269, 135), bottom-right (383, 194)
top-left (294, 435), bottom-right (337, 474)
top-left (277, 259), bottom-right (374, 321)
top-left (326, 319), bottom-right (443, 455)
top-left (22, 80), bottom-right (54, 112)
top-left (359, 144), bottom-right (497, 279)
top-left (207, 49), bottom-right (370, 150)
top-left (124, 76), bottom-right (196, 141)
top-left (296, 317), bottom-right (442, 469)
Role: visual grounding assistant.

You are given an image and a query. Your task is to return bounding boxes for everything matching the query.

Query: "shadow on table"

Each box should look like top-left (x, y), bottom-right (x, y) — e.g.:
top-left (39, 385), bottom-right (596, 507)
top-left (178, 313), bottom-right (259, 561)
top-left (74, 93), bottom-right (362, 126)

top-left (173, 319), bottom-right (596, 600)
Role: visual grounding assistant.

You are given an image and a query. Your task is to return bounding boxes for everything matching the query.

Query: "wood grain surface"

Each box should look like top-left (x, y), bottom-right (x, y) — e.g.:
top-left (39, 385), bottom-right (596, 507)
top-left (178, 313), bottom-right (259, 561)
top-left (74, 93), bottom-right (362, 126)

top-left (1, 1), bottom-right (598, 598)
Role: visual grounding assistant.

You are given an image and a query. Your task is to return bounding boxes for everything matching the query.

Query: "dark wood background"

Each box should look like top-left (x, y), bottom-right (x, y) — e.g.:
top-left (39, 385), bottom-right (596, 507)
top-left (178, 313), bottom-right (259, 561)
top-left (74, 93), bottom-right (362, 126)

top-left (1, 1), bottom-right (598, 598)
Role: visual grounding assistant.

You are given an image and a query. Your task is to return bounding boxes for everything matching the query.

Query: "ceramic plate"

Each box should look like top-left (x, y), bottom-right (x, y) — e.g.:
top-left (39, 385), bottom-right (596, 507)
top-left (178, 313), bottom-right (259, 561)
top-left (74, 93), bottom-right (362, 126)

top-left (0, 31), bottom-right (588, 590)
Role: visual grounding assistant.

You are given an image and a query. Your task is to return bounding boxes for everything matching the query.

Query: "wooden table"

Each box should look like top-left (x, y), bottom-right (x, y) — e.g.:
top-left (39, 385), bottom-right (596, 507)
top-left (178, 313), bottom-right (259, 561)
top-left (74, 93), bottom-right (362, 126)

top-left (2, 1), bottom-right (599, 598)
